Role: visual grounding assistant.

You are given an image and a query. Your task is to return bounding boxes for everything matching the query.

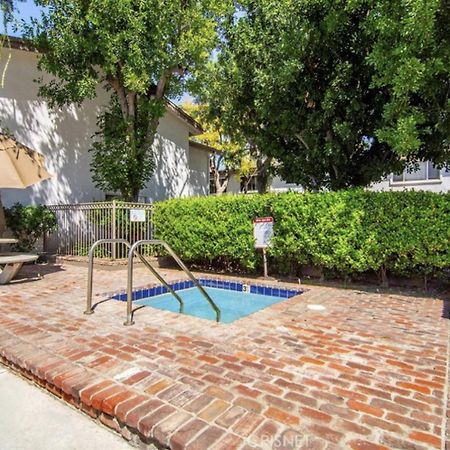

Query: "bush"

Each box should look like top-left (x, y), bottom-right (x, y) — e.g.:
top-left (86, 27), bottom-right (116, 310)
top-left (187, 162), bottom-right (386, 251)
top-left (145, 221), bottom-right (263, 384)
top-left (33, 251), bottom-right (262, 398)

top-left (5, 203), bottom-right (57, 252)
top-left (153, 190), bottom-right (450, 281)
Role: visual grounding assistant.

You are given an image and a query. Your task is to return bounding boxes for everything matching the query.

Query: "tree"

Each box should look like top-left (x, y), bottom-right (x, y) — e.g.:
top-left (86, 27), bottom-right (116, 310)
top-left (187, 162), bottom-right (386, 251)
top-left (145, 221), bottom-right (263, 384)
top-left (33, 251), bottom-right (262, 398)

top-left (182, 101), bottom-right (244, 194)
top-left (25, 0), bottom-right (233, 200)
top-left (1, 0), bottom-right (22, 24)
top-left (183, 101), bottom-right (273, 194)
top-left (89, 95), bottom-right (156, 200)
top-left (207, 0), bottom-right (450, 190)
top-left (1, 0), bottom-right (25, 88)
top-left (365, 0), bottom-right (450, 163)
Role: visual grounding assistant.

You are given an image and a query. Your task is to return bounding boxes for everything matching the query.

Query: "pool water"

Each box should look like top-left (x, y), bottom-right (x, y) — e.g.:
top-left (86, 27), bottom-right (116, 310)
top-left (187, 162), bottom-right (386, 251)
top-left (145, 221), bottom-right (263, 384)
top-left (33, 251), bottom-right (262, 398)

top-left (134, 287), bottom-right (288, 323)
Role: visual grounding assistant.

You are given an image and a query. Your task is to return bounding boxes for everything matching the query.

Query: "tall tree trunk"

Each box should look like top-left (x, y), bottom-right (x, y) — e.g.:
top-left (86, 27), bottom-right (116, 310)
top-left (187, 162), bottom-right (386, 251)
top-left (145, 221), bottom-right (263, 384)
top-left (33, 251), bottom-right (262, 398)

top-left (212, 168), bottom-right (231, 195)
top-left (256, 156), bottom-right (273, 194)
top-left (211, 154), bottom-right (232, 195)
top-left (107, 71), bottom-right (171, 202)
top-left (131, 188), bottom-right (140, 202)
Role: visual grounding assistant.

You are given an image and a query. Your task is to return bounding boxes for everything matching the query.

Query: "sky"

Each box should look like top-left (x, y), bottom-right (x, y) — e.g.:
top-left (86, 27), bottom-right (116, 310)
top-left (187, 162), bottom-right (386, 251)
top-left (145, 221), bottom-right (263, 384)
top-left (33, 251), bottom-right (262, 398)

top-left (7, 0), bottom-right (193, 105)
top-left (9, 0), bottom-right (41, 35)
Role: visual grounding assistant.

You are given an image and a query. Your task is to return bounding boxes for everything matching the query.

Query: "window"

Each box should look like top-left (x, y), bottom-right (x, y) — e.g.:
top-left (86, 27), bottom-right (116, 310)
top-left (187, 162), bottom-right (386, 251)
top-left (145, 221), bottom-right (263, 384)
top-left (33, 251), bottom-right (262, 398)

top-left (392, 161), bottom-right (440, 183)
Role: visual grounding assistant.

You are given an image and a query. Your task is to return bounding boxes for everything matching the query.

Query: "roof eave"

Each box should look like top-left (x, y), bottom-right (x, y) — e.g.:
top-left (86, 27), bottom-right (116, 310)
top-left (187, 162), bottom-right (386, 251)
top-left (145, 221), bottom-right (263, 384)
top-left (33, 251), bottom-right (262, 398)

top-left (189, 140), bottom-right (222, 154)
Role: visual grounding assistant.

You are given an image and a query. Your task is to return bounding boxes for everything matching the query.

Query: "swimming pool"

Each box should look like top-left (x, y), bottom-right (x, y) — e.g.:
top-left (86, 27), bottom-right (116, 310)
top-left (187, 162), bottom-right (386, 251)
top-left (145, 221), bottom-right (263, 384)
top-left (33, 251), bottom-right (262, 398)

top-left (113, 278), bottom-right (303, 323)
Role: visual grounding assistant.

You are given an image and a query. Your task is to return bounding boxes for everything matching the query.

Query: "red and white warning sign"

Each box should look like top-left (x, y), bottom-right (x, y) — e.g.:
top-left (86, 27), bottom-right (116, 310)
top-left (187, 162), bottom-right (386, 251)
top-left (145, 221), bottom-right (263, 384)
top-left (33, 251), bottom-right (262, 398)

top-left (253, 217), bottom-right (274, 248)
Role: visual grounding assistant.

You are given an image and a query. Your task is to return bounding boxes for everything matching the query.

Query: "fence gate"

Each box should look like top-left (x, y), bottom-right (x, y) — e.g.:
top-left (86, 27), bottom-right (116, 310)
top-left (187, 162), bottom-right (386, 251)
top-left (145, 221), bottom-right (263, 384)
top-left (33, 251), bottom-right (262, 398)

top-left (46, 201), bottom-right (154, 259)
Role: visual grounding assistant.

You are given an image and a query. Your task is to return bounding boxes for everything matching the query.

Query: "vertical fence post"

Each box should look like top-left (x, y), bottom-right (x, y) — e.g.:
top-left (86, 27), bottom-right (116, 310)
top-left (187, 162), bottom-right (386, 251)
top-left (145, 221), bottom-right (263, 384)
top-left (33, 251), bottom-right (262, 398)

top-left (112, 200), bottom-right (117, 260)
top-left (150, 206), bottom-right (154, 240)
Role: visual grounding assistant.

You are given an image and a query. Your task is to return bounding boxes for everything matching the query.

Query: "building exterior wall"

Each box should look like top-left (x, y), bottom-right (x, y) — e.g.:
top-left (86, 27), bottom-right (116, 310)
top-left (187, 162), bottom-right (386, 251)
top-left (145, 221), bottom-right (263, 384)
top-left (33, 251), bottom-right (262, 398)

top-left (226, 175), bottom-right (241, 193)
top-left (225, 174), bottom-right (303, 194)
top-left (188, 147), bottom-right (210, 197)
top-left (0, 47), bottom-right (209, 207)
top-left (371, 169), bottom-right (450, 193)
top-left (140, 112), bottom-right (190, 202)
top-left (226, 170), bottom-right (449, 195)
top-left (269, 176), bottom-right (303, 193)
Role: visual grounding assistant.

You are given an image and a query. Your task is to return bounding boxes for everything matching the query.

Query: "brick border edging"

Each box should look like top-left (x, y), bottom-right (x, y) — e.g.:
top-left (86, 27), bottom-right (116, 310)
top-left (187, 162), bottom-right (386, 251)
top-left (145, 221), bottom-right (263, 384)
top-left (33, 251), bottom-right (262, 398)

top-left (444, 318), bottom-right (450, 450)
top-left (0, 333), bottom-right (203, 450)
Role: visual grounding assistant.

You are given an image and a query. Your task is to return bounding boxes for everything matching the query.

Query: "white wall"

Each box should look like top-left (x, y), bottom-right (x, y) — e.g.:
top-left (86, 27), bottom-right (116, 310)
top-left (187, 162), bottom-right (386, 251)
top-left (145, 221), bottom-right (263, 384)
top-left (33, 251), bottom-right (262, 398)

top-left (227, 175), bottom-right (241, 193)
top-left (371, 170), bottom-right (450, 193)
top-left (0, 47), bottom-right (210, 206)
top-left (0, 48), bottom-right (107, 206)
top-left (188, 147), bottom-right (210, 197)
top-left (141, 111), bottom-right (191, 202)
top-left (225, 174), bottom-right (303, 194)
top-left (269, 176), bottom-right (303, 193)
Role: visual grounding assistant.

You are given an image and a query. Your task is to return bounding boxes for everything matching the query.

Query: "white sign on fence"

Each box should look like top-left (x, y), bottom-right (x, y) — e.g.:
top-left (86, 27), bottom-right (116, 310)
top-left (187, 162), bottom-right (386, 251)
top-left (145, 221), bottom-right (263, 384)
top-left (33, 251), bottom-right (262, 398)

top-left (130, 209), bottom-right (146, 222)
top-left (253, 217), bottom-right (274, 248)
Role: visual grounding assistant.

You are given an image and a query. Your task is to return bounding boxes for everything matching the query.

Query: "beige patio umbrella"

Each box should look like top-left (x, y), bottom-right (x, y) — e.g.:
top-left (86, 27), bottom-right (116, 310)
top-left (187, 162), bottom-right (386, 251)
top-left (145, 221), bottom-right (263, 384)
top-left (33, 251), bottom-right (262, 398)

top-left (0, 134), bottom-right (52, 236)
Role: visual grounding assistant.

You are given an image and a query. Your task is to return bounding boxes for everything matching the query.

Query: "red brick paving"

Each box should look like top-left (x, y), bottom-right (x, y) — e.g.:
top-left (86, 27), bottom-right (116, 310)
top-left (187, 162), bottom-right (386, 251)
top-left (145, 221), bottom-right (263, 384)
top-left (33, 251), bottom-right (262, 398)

top-left (0, 263), bottom-right (448, 449)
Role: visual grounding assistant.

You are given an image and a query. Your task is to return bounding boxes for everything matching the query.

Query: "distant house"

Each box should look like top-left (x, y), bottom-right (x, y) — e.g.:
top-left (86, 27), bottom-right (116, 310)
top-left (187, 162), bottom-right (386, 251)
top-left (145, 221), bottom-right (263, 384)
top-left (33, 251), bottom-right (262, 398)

top-left (221, 174), bottom-right (303, 195)
top-left (372, 161), bottom-right (450, 193)
top-left (0, 38), bottom-right (213, 207)
top-left (217, 161), bottom-right (450, 195)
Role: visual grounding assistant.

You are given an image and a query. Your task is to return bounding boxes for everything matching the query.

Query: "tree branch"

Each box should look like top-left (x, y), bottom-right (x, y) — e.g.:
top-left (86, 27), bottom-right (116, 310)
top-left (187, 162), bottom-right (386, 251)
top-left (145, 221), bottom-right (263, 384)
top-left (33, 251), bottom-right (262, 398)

top-left (106, 74), bottom-right (128, 121)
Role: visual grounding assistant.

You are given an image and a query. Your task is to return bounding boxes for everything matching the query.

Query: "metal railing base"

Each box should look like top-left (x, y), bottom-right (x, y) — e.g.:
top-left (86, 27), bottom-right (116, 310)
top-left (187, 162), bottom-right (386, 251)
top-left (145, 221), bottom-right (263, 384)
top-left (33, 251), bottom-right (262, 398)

top-left (85, 238), bottom-right (221, 326)
top-left (126, 240), bottom-right (221, 324)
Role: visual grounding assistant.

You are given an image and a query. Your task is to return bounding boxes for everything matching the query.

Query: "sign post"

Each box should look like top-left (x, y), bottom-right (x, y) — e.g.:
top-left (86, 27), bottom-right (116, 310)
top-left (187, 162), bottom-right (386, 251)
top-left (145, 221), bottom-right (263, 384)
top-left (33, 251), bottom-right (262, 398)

top-left (253, 217), bottom-right (274, 278)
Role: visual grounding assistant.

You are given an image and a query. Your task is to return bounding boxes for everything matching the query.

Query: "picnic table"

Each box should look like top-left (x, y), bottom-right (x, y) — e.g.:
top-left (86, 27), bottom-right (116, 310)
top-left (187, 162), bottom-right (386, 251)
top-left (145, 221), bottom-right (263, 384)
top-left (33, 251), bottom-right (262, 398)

top-left (0, 240), bottom-right (38, 284)
top-left (0, 238), bottom-right (18, 245)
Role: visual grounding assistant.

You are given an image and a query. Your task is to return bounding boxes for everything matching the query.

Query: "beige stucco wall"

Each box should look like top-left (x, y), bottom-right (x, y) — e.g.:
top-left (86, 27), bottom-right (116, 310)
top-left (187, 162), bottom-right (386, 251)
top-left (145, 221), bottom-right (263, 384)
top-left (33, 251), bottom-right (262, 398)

top-left (0, 46), bottom-right (209, 206)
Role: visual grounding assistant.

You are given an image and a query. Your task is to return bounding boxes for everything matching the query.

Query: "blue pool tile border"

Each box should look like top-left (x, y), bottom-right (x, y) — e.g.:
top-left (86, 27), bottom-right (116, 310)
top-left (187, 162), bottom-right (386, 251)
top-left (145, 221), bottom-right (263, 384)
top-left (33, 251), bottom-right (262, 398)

top-left (112, 277), bottom-right (303, 302)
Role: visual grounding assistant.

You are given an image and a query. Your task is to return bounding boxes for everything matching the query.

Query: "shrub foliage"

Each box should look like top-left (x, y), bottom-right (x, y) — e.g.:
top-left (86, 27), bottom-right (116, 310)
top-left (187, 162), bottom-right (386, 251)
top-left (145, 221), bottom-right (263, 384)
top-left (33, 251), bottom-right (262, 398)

top-left (153, 190), bottom-right (450, 280)
top-left (5, 203), bottom-right (57, 252)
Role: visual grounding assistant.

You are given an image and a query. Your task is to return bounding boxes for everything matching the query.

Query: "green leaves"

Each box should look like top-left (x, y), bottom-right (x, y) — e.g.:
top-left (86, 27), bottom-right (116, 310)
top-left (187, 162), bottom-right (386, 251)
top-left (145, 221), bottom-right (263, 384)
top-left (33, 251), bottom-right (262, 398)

top-left (205, 0), bottom-right (450, 190)
top-left (30, 0), bottom-right (231, 98)
top-left (26, 0), bottom-right (233, 200)
top-left (154, 190), bottom-right (450, 279)
top-left (365, 0), bottom-right (450, 160)
top-left (4, 203), bottom-right (57, 252)
top-left (89, 95), bottom-right (159, 200)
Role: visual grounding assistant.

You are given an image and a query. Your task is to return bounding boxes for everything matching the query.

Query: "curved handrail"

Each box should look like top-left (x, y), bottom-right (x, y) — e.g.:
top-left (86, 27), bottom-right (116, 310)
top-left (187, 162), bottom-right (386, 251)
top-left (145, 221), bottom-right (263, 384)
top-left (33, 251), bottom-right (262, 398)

top-left (125, 239), bottom-right (221, 326)
top-left (85, 238), bottom-right (185, 317)
top-left (85, 239), bottom-right (131, 315)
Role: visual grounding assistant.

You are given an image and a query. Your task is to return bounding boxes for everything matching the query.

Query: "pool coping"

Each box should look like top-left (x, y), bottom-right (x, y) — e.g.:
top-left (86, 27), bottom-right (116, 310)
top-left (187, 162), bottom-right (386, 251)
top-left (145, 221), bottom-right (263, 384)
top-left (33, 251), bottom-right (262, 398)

top-left (110, 275), bottom-right (304, 303)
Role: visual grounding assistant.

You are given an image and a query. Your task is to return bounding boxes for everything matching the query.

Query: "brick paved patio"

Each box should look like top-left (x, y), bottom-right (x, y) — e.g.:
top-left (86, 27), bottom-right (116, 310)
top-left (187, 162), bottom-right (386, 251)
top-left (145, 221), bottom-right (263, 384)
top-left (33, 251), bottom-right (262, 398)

top-left (0, 263), bottom-right (448, 449)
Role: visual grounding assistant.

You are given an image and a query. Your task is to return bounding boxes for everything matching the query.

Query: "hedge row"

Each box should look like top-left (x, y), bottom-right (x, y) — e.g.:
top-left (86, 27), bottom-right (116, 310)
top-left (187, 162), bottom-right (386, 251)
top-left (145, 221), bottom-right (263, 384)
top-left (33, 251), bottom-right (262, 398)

top-left (153, 190), bottom-right (450, 281)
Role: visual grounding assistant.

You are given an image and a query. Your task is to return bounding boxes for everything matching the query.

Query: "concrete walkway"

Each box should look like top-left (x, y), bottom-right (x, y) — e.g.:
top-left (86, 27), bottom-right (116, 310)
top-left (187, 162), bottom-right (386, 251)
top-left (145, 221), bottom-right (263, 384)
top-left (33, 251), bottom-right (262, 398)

top-left (0, 366), bottom-right (132, 450)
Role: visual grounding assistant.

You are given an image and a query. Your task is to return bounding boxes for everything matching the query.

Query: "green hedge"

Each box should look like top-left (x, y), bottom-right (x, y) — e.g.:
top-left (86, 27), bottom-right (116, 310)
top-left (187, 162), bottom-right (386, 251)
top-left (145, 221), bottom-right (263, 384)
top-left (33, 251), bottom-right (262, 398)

top-left (153, 190), bottom-right (450, 281)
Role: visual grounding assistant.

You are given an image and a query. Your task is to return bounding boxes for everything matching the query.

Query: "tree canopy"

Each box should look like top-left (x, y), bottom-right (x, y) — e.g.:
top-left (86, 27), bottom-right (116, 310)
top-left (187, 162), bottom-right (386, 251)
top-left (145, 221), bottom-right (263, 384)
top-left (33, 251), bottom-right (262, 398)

top-left (182, 101), bottom-right (245, 194)
top-left (26, 0), bottom-right (233, 200)
top-left (185, 101), bottom-right (274, 194)
top-left (206, 0), bottom-right (450, 190)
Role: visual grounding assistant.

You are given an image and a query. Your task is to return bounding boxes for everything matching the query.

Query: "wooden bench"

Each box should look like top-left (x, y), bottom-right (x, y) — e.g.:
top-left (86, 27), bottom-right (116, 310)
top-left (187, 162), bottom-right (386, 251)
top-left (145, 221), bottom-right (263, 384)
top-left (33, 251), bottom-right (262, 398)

top-left (0, 253), bottom-right (39, 284)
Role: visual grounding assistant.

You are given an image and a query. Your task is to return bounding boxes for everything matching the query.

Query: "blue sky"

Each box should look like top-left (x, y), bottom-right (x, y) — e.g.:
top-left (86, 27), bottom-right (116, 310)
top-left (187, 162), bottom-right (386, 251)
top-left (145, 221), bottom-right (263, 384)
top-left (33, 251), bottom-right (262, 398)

top-left (7, 1), bottom-right (193, 105)
top-left (8, 0), bottom-right (41, 35)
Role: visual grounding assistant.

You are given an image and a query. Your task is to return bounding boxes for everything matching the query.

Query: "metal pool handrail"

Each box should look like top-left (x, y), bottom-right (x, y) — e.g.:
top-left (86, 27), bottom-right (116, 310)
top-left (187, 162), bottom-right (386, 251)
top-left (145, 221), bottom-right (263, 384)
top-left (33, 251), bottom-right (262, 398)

top-left (125, 239), bottom-right (221, 326)
top-left (85, 239), bottom-right (185, 317)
